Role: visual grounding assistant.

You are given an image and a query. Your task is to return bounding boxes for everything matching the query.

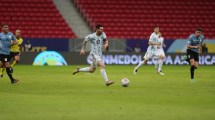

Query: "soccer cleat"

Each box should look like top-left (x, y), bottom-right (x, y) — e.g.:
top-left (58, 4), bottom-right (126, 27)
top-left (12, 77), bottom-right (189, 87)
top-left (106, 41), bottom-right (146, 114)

top-left (133, 67), bottom-right (138, 75)
top-left (73, 67), bottom-right (80, 75)
top-left (157, 71), bottom-right (165, 75)
top-left (180, 55), bottom-right (187, 62)
top-left (11, 79), bottom-right (19, 84)
top-left (105, 80), bottom-right (115, 86)
top-left (191, 79), bottom-right (195, 82)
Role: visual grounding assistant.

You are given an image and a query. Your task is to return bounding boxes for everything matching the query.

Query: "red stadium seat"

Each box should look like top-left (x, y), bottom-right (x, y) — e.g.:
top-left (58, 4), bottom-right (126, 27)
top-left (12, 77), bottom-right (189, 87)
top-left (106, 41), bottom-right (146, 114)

top-left (0, 0), bottom-right (76, 38)
top-left (76, 0), bottom-right (215, 39)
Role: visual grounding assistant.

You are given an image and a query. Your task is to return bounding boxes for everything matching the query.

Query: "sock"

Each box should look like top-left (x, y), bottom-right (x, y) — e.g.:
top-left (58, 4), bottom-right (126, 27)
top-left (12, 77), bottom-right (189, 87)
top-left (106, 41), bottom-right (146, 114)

top-left (6, 67), bottom-right (14, 81)
top-left (11, 60), bottom-right (17, 67)
top-left (190, 66), bottom-right (195, 79)
top-left (136, 60), bottom-right (145, 69)
top-left (154, 59), bottom-right (158, 70)
top-left (158, 59), bottom-right (164, 71)
top-left (0, 68), bottom-right (3, 75)
top-left (79, 67), bottom-right (90, 72)
top-left (100, 68), bottom-right (108, 82)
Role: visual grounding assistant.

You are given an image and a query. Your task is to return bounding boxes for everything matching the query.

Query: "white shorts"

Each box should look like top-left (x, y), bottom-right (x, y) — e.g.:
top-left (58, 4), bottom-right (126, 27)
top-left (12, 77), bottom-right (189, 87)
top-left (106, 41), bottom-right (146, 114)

top-left (143, 50), bottom-right (157, 60)
top-left (90, 54), bottom-right (102, 68)
top-left (155, 49), bottom-right (165, 58)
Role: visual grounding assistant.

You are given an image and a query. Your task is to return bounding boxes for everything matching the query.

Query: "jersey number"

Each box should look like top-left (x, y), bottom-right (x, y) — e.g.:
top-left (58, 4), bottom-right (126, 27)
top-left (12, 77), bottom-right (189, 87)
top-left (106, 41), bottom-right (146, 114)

top-left (96, 40), bottom-right (100, 45)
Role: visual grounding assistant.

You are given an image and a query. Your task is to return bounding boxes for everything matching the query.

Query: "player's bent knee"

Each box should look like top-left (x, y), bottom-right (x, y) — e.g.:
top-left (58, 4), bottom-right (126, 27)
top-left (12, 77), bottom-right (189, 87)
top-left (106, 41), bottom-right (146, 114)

top-left (191, 63), bottom-right (196, 68)
top-left (98, 63), bottom-right (105, 68)
top-left (159, 55), bottom-right (165, 59)
top-left (190, 61), bottom-right (195, 66)
top-left (101, 65), bottom-right (105, 69)
top-left (98, 61), bottom-right (105, 68)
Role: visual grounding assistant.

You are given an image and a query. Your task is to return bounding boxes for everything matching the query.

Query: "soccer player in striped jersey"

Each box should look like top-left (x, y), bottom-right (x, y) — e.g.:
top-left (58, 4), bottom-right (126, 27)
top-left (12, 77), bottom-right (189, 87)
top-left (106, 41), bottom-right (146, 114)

top-left (133, 26), bottom-right (161, 74)
top-left (154, 32), bottom-right (165, 75)
top-left (0, 23), bottom-right (18, 83)
top-left (73, 24), bottom-right (114, 86)
top-left (181, 27), bottom-right (204, 81)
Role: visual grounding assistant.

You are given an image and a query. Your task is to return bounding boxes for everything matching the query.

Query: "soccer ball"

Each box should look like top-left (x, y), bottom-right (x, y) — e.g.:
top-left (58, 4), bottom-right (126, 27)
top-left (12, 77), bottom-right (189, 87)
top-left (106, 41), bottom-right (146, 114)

top-left (121, 78), bottom-right (130, 87)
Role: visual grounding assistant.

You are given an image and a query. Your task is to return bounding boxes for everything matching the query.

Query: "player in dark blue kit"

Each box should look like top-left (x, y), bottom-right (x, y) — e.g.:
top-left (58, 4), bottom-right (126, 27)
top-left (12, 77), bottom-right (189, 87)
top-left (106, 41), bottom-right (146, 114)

top-left (181, 27), bottom-right (204, 81)
top-left (0, 23), bottom-right (19, 83)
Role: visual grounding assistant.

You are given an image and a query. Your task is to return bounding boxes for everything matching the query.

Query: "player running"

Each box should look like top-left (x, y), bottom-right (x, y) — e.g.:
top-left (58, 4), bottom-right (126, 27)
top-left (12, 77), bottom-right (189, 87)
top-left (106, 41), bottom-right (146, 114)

top-left (154, 32), bottom-right (165, 75)
top-left (0, 23), bottom-right (19, 83)
top-left (133, 26), bottom-right (163, 75)
top-left (0, 30), bottom-right (23, 77)
top-left (10, 29), bottom-right (23, 67)
top-left (181, 27), bottom-right (204, 81)
top-left (73, 24), bottom-right (114, 86)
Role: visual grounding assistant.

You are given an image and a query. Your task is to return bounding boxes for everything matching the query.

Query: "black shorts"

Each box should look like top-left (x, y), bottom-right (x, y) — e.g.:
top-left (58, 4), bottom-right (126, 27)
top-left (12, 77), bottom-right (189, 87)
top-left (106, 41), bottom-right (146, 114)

top-left (10, 52), bottom-right (20, 58)
top-left (187, 49), bottom-right (199, 62)
top-left (0, 54), bottom-right (11, 62)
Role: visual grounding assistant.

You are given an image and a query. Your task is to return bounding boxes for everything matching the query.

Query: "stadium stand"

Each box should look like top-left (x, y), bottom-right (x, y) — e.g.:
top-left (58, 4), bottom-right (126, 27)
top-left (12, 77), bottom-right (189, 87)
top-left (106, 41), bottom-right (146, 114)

top-left (0, 0), bottom-right (76, 38)
top-left (75, 0), bottom-right (215, 39)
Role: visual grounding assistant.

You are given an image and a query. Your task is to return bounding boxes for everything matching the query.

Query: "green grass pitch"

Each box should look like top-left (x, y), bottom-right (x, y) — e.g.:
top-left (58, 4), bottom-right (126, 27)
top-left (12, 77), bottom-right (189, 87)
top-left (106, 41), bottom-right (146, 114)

top-left (0, 65), bottom-right (215, 120)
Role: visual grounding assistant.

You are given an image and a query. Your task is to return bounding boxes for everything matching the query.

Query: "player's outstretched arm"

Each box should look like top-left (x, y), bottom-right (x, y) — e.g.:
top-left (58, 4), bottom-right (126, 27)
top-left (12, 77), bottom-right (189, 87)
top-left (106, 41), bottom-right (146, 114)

top-left (80, 40), bottom-right (87, 55)
top-left (103, 39), bottom-right (108, 51)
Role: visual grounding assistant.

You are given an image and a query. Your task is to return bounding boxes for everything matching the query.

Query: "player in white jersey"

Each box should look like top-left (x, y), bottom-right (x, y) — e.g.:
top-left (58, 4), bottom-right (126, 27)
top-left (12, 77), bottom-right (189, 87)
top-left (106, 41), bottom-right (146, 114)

top-left (133, 26), bottom-right (161, 74)
top-left (73, 24), bottom-right (114, 86)
top-left (154, 32), bottom-right (165, 75)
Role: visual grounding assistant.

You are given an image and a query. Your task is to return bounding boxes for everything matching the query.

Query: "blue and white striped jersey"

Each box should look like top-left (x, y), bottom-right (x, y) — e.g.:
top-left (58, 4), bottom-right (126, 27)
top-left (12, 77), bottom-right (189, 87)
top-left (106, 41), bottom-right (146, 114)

top-left (147, 32), bottom-right (159, 52)
top-left (85, 32), bottom-right (107, 57)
